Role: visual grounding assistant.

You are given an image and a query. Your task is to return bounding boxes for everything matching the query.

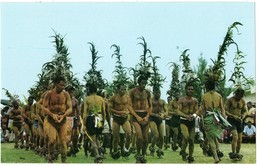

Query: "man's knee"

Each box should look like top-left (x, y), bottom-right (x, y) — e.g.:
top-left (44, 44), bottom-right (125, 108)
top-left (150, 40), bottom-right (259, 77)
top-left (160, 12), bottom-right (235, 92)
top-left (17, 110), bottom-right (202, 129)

top-left (232, 132), bottom-right (238, 141)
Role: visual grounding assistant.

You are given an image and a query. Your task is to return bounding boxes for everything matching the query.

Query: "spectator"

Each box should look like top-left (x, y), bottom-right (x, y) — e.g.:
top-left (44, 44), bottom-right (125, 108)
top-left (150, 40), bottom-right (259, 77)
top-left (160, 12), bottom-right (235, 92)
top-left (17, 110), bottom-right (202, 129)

top-left (222, 129), bottom-right (232, 143)
top-left (244, 101), bottom-right (256, 126)
top-left (243, 121), bottom-right (256, 143)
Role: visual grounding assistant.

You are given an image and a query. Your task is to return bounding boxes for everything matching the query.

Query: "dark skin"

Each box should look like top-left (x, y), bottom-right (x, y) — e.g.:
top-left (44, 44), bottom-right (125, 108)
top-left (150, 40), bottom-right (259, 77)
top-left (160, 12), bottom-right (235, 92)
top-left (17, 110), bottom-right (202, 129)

top-left (177, 86), bottom-right (198, 120)
top-left (109, 85), bottom-right (133, 152)
top-left (129, 79), bottom-right (152, 157)
top-left (43, 80), bottom-right (72, 123)
top-left (110, 86), bottom-right (133, 117)
top-left (151, 90), bottom-right (168, 119)
top-left (129, 80), bottom-right (152, 124)
top-left (149, 90), bottom-right (168, 150)
top-left (9, 101), bottom-right (23, 122)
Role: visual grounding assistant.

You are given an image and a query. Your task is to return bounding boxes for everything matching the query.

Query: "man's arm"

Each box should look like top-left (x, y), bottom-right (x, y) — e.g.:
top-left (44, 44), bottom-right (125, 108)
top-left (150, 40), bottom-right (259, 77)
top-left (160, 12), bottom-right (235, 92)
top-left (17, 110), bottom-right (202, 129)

top-left (108, 96), bottom-right (121, 115)
top-left (43, 91), bottom-right (54, 117)
top-left (145, 90), bottom-right (152, 116)
top-left (102, 98), bottom-right (106, 123)
top-left (176, 99), bottom-right (189, 118)
top-left (161, 100), bottom-right (168, 118)
top-left (64, 91), bottom-right (73, 116)
top-left (128, 95), bottom-right (142, 122)
top-left (83, 96), bottom-right (88, 130)
top-left (219, 96), bottom-right (226, 117)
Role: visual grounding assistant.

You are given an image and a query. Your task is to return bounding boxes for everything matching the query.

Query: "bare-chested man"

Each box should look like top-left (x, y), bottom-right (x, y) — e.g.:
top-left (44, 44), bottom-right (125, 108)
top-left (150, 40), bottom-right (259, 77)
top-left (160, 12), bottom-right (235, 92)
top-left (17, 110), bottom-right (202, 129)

top-left (83, 84), bottom-right (106, 163)
top-left (167, 92), bottom-right (181, 151)
top-left (149, 88), bottom-right (168, 158)
top-left (129, 76), bottom-right (152, 163)
top-left (176, 82), bottom-right (198, 163)
top-left (36, 91), bottom-right (48, 157)
top-left (43, 76), bottom-right (72, 163)
top-left (225, 87), bottom-right (247, 161)
top-left (109, 85), bottom-right (133, 159)
top-left (21, 96), bottom-right (35, 150)
top-left (9, 100), bottom-right (24, 149)
top-left (66, 85), bottom-right (80, 157)
top-left (200, 79), bottom-right (226, 163)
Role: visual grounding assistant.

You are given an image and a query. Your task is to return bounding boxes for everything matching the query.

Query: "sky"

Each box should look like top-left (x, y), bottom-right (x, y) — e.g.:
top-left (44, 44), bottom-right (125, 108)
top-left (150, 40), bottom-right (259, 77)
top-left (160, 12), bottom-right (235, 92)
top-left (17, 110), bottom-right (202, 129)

top-left (0, 1), bottom-right (256, 102)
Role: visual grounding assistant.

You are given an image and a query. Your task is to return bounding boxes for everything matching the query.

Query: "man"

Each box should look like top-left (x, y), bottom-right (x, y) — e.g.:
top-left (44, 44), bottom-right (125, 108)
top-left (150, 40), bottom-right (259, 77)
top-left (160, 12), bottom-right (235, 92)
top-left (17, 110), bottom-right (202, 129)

top-left (168, 92), bottom-right (181, 151)
top-left (43, 76), bottom-right (72, 163)
top-left (66, 85), bottom-right (80, 157)
top-left (226, 87), bottom-right (247, 161)
top-left (99, 90), bottom-right (112, 156)
top-left (244, 101), bottom-right (256, 126)
top-left (242, 121), bottom-right (256, 143)
top-left (149, 88), bottom-right (168, 158)
top-left (164, 96), bottom-right (172, 150)
top-left (36, 91), bottom-right (48, 157)
top-left (176, 82), bottom-right (198, 163)
top-left (129, 76), bottom-right (152, 163)
top-left (200, 79), bottom-right (226, 163)
top-left (21, 96), bottom-right (35, 150)
top-left (83, 84), bottom-right (106, 163)
top-left (109, 85), bottom-right (132, 159)
top-left (9, 100), bottom-right (24, 149)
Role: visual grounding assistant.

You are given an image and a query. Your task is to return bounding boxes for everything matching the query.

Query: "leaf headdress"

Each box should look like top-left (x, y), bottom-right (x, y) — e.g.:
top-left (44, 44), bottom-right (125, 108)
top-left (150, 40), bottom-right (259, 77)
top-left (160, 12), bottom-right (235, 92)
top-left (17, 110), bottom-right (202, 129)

top-left (83, 42), bottom-right (106, 93)
top-left (179, 49), bottom-right (200, 91)
top-left (42, 31), bottom-right (72, 84)
top-left (2, 88), bottom-right (19, 105)
top-left (167, 62), bottom-right (181, 97)
top-left (228, 50), bottom-right (254, 90)
top-left (149, 55), bottom-right (166, 92)
top-left (134, 36), bottom-right (152, 83)
top-left (111, 44), bottom-right (130, 92)
top-left (204, 22), bottom-right (243, 86)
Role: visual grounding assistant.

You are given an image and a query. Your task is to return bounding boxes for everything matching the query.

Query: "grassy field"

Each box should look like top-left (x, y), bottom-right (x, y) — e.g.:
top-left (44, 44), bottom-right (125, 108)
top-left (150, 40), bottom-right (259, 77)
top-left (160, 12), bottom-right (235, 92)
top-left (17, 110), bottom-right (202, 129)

top-left (1, 142), bottom-right (256, 164)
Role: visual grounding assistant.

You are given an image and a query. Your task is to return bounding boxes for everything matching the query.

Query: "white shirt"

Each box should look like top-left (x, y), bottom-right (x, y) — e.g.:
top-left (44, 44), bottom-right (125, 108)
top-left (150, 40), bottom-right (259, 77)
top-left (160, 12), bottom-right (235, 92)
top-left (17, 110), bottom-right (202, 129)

top-left (243, 125), bottom-right (256, 136)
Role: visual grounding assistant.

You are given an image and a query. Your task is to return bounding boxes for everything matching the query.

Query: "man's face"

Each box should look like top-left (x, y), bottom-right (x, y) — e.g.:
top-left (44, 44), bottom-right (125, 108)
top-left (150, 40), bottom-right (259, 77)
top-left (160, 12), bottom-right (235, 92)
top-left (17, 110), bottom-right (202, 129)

top-left (12, 101), bottom-right (19, 108)
top-left (119, 86), bottom-right (126, 96)
top-left (28, 98), bottom-right (34, 105)
top-left (247, 102), bottom-right (253, 109)
top-left (175, 92), bottom-right (180, 99)
top-left (235, 93), bottom-right (243, 101)
top-left (186, 86), bottom-right (194, 97)
top-left (56, 81), bottom-right (65, 93)
top-left (167, 97), bottom-right (172, 103)
top-left (139, 80), bottom-right (147, 90)
top-left (153, 90), bottom-right (161, 99)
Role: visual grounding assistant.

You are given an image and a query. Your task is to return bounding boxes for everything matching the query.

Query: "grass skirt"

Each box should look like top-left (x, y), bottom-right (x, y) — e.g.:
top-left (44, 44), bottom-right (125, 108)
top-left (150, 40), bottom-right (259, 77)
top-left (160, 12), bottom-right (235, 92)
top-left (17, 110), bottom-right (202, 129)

top-left (204, 114), bottom-right (223, 139)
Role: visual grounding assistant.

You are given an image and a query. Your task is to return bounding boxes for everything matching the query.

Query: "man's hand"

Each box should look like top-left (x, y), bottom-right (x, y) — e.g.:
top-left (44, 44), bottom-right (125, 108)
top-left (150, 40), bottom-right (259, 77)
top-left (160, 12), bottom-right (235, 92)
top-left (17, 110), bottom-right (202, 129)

top-left (136, 116), bottom-right (143, 123)
top-left (187, 114), bottom-right (194, 121)
top-left (57, 114), bottom-right (65, 123)
top-left (52, 114), bottom-right (59, 123)
top-left (140, 116), bottom-right (149, 125)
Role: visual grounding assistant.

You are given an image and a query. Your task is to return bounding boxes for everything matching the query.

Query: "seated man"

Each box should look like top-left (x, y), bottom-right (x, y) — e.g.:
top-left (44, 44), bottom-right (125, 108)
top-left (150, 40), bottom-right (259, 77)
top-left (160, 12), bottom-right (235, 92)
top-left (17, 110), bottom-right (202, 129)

top-left (243, 121), bottom-right (256, 143)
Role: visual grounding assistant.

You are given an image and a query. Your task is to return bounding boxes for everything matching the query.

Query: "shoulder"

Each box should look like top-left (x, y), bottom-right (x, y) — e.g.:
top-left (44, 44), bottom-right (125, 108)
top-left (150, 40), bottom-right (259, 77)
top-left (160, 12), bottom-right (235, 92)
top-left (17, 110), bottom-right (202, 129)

top-left (160, 99), bottom-right (166, 103)
top-left (241, 98), bottom-right (246, 104)
top-left (192, 97), bottom-right (198, 103)
top-left (145, 89), bottom-right (151, 96)
top-left (62, 90), bottom-right (70, 97)
top-left (96, 95), bottom-right (105, 102)
top-left (226, 97), bottom-right (233, 102)
top-left (178, 97), bottom-right (185, 102)
top-left (110, 95), bottom-right (116, 101)
top-left (126, 94), bottom-right (131, 100)
top-left (44, 90), bottom-right (52, 98)
top-left (129, 88), bottom-right (137, 94)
